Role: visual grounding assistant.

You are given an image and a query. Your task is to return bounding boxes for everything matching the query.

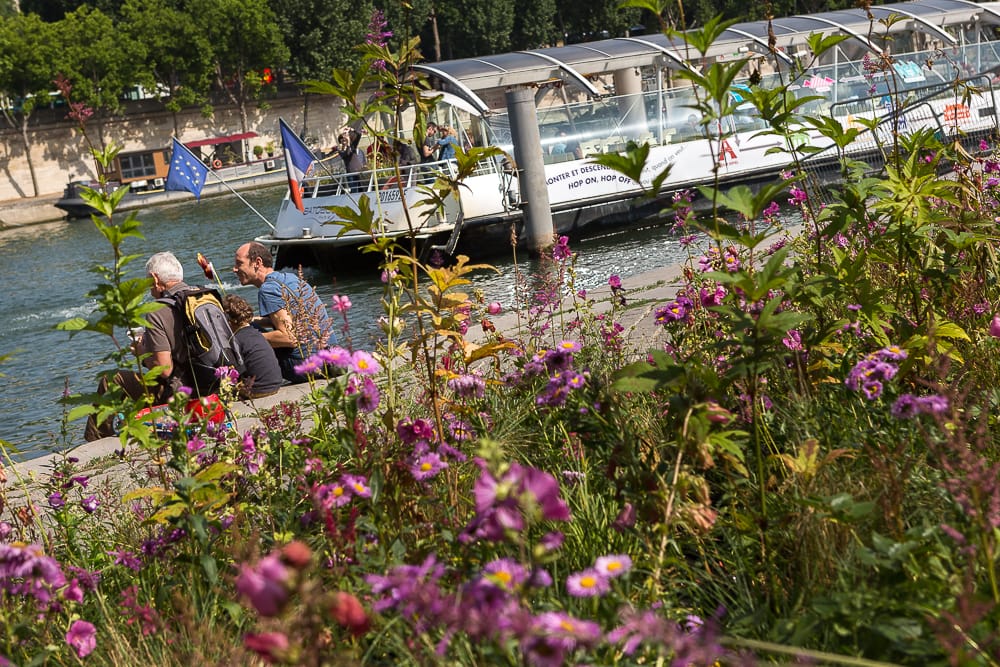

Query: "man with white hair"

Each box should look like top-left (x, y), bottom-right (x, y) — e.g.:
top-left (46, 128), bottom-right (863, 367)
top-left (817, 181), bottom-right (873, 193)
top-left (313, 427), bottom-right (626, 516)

top-left (85, 251), bottom-right (198, 440)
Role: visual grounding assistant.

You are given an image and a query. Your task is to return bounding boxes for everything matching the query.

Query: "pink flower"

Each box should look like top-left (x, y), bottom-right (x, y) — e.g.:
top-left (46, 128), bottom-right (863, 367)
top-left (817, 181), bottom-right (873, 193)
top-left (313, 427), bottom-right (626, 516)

top-left (66, 620), bottom-right (96, 658)
top-left (235, 554), bottom-right (290, 617)
top-left (487, 302), bottom-right (502, 315)
top-left (350, 350), bottom-right (381, 375)
top-left (332, 294), bottom-right (352, 312)
top-left (243, 632), bottom-right (290, 664)
top-left (566, 568), bottom-right (609, 597)
top-left (990, 314), bottom-right (1000, 338)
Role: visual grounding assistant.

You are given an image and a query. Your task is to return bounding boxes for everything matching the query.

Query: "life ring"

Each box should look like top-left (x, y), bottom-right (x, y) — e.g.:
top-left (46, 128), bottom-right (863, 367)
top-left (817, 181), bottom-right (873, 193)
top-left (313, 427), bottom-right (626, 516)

top-left (212, 159), bottom-right (223, 169)
top-left (381, 176), bottom-right (399, 190)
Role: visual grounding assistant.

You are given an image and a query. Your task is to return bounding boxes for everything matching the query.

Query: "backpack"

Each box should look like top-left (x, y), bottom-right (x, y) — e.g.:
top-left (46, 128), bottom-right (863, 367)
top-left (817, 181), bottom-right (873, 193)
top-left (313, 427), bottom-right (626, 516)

top-left (159, 287), bottom-right (245, 395)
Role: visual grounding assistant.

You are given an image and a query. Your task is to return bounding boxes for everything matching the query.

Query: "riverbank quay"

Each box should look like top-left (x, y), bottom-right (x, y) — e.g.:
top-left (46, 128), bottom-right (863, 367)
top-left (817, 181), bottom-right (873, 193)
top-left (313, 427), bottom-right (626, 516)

top-left (0, 194), bottom-right (66, 229)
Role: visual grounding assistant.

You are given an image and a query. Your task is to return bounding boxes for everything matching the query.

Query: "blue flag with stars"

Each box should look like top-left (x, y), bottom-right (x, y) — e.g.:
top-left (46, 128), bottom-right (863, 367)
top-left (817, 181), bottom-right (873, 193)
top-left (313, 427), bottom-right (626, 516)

top-left (165, 137), bottom-right (209, 199)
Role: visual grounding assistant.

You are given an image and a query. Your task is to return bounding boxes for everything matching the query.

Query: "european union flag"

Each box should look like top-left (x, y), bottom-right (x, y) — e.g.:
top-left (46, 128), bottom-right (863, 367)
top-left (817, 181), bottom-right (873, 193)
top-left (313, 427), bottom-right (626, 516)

top-left (165, 137), bottom-right (210, 199)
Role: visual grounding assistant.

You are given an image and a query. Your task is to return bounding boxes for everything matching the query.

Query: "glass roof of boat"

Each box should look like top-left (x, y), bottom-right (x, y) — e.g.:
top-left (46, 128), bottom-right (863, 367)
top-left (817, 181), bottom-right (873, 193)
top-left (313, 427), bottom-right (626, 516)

top-left (414, 0), bottom-right (1000, 112)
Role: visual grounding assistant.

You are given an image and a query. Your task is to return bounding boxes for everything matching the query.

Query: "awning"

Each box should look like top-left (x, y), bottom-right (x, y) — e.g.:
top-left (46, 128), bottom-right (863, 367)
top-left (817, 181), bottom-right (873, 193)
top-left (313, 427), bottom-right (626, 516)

top-left (184, 132), bottom-right (258, 148)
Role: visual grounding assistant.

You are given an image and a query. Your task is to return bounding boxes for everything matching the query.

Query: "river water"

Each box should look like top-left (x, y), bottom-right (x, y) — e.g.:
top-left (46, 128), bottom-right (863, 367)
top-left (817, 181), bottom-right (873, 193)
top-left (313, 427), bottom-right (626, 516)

top-left (0, 186), bottom-right (693, 460)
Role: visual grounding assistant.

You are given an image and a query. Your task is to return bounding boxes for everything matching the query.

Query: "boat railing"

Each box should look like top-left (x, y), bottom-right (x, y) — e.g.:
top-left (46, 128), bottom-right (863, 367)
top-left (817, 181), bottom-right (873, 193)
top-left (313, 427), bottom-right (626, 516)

top-left (300, 156), bottom-right (508, 200)
top-left (800, 73), bottom-right (1000, 205)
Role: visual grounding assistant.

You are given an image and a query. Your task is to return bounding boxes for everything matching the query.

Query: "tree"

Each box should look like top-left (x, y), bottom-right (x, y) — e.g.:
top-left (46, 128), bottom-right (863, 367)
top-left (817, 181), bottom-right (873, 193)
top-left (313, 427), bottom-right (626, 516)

top-left (433, 0), bottom-right (515, 59)
top-left (188, 0), bottom-right (289, 136)
top-left (118, 0), bottom-right (215, 132)
top-left (53, 6), bottom-right (141, 149)
top-left (270, 0), bottom-right (373, 81)
top-left (0, 13), bottom-right (60, 196)
top-left (555, 0), bottom-right (640, 42)
top-left (512, 0), bottom-right (558, 49)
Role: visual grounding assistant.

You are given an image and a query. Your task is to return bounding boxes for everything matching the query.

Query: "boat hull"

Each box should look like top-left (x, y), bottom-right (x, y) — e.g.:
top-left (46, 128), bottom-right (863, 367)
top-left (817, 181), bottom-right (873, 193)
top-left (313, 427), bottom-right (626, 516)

top-left (56, 160), bottom-right (288, 219)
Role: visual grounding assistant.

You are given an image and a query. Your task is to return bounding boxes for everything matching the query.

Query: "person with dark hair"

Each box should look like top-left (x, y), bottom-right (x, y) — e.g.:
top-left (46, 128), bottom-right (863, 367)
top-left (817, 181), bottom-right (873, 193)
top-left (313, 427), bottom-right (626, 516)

top-left (221, 294), bottom-right (283, 398)
top-left (232, 242), bottom-right (333, 383)
top-left (420, 122), bottom-right (439, 163)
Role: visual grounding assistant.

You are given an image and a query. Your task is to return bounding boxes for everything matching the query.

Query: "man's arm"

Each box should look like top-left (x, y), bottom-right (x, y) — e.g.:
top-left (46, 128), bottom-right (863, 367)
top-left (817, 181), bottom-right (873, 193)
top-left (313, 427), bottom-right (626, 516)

top-left (260, 308), bottom-right (297, 348)
top-left (144, 350), bottom-right (174, 376)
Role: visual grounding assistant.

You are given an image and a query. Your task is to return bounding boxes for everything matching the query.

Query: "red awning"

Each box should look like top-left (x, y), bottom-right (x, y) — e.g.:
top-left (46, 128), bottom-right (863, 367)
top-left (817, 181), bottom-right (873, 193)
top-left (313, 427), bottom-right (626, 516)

top-left (184, 132), bottom-right (259, 148)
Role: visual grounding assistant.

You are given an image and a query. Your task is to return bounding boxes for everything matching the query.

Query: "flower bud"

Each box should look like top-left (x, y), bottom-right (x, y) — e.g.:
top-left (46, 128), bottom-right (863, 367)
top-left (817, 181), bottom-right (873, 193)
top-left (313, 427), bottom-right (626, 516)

top-left (990, 314), bottom-right (1000, 338)
top-left (487, 302), bottom-right (502, 315)
top-left (280, 541), bottom-right (312, 570)
top-left (330, 591), bottom-right (370, 636)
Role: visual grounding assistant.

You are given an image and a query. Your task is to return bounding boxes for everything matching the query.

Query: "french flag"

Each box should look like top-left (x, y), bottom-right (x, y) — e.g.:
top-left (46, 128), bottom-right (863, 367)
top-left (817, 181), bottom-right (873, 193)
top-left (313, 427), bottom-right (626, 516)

top-left (279, 118), bottom-right (316, 213)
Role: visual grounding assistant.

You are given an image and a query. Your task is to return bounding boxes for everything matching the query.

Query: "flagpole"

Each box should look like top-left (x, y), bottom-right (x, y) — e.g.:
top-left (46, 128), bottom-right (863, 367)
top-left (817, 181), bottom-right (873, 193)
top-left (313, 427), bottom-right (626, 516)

top-left (205, 170), bottom-right (276, 231)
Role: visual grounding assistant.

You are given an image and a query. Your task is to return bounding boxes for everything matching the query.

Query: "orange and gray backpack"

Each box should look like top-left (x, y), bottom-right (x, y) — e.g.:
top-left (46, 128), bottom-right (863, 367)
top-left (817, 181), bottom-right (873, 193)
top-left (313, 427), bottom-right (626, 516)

top-left (159, 287), bottom-right (245, 395)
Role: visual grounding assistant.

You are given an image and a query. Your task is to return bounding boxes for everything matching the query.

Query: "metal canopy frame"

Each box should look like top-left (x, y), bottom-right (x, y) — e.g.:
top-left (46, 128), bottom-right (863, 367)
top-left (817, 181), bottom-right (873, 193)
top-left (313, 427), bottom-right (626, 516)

top-left (415, 0), bottom-right (1000, 112)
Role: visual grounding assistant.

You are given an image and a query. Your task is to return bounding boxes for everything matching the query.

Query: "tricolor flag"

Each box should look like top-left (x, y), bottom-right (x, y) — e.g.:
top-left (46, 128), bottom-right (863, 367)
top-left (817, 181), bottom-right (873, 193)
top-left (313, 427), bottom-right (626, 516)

top-left (279, 118), bottom-right (317, 213)
top-left (164, 137), bottom-right (210, 199)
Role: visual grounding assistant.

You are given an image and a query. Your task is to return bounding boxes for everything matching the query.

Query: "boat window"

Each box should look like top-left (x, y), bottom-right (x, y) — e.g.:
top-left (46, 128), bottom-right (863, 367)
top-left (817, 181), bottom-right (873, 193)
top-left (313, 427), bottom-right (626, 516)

top-left (119, 152), bottom-right (159, 180)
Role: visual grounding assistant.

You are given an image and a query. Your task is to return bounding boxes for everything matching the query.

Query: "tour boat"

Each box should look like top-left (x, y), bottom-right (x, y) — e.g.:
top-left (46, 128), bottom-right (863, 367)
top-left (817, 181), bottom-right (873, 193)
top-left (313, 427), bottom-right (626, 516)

top-left (56, 132), bottom-right (287, 219)
top-left (256, 0), bottom-right (1000, 269)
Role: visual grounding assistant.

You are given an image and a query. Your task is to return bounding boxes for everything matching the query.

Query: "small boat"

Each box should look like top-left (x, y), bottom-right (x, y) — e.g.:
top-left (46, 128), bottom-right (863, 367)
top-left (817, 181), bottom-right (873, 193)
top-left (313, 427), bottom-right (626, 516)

top-left (56, 132), bottom-right (288, 218)
top-left (256, 0), bottom-right (1000, 269)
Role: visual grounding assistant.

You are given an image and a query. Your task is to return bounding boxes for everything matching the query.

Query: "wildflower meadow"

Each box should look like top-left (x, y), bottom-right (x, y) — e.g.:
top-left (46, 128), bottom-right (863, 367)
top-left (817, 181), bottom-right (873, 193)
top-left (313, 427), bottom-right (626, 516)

top-left (3, 6), bottom-right (1000, 666)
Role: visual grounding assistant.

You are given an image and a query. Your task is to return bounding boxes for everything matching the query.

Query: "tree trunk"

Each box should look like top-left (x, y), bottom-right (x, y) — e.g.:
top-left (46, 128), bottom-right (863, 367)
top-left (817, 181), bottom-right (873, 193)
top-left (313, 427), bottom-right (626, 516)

top-left (430, 8), bottom-right (441, 62)
top-left (20, 116), bottom-right (38, 197)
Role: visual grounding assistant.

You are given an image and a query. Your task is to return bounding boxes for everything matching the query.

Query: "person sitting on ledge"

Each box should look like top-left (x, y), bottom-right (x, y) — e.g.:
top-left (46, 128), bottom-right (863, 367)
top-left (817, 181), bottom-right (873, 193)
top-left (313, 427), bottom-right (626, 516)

top-left (85, 252), bottom-right (199, 441)
top-left (221, 294), bottom-right (283, 399)
top-left (232, 242), bottom-right (333, 384)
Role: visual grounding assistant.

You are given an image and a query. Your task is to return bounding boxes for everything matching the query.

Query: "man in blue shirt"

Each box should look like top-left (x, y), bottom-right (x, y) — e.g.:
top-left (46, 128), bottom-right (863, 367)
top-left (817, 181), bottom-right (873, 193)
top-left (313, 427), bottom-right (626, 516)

top-left (233, 242), bottom-right (333, 383)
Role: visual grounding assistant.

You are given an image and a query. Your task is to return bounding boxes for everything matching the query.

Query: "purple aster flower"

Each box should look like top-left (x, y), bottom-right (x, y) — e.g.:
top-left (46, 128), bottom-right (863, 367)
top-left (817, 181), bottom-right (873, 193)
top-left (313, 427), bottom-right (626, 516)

top-left (446, 418), bottom-right (475, 441)
top-left (566, 568), bottom-right (610, 597)
top-left (876, 345), bottom-right (907, 362)
top-left (318, 346), bottom-right (352, 368)
top-left (294, 354), bottom-right (325, 376)
top-left (342, 474), bottom-right (372, 499)
top-left (411, 451), bottom-right (448, 481)
top-left (483, 558), bottom-right (527, 590)
top-left (314, 481), bottom-right (351, 509)
top-left (595, 554), bottom-right (632, 578)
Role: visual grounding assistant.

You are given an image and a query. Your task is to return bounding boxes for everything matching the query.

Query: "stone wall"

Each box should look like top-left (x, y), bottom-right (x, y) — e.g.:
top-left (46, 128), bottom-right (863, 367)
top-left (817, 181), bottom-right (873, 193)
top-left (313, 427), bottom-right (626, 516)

top-left (0, 94), bottom-right (347, 201)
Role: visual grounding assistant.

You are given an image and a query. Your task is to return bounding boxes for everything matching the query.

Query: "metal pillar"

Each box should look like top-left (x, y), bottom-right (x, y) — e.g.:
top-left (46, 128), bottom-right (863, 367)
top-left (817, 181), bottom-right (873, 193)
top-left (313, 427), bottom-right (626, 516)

top-left (506, 86), bottom-right (554, 253)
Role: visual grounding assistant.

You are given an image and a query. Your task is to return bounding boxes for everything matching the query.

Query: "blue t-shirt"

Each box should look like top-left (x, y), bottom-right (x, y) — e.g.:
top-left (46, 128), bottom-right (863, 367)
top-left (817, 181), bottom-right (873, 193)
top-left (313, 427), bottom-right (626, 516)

top-left (437, 135), bottom-right (459, 160)
top-left (258, 271), bottom-right (333, 360)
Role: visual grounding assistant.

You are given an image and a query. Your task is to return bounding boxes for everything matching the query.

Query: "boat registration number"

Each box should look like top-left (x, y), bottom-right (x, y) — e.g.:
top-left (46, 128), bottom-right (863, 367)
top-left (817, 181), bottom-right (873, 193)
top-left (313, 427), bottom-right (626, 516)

top-left (379, 189), bottom-right (402, 203)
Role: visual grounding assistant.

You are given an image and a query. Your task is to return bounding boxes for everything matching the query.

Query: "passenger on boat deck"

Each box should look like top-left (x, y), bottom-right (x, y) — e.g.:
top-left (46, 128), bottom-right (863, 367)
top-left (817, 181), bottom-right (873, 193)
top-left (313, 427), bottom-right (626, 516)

top-left (420, 122), bottom-right (439, 163)
top-left (436, 126), bottom-right (460, 161)
top-left (233, 242), bottom-right (334, 384)
top-left (220, 294), bottom-right (283, 399)
top-left (338, 128), bottom-right (366, 192)
top-left (394, 139), bottom-right (419, 167)
top-left (338, 129), bottom-right (366, 173)
top-left (550, 129), bottom-right (583, 159)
